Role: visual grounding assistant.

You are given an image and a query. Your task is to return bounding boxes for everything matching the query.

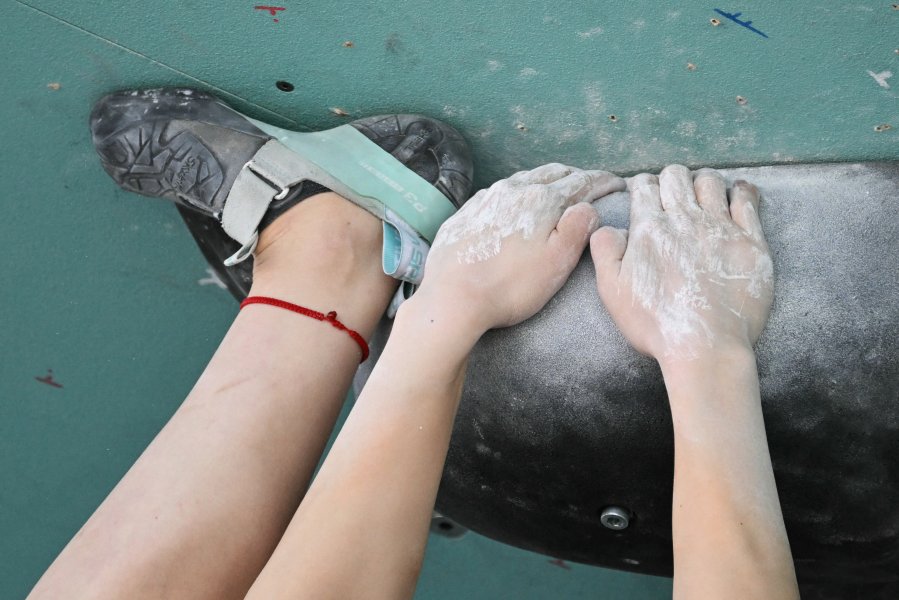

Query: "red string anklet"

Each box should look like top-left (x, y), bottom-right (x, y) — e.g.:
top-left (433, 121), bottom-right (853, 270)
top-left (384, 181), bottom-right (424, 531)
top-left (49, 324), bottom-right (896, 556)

top-left (239, 296), bottom-right (369, 363)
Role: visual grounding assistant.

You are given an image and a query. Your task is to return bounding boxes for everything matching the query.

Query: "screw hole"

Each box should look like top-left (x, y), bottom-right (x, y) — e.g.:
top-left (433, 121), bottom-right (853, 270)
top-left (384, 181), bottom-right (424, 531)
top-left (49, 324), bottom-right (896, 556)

top-left (736, 95), bottom-right (748, 105)
top-left (608, 114), bottom-right (618, 122)
top-left (874, 123), bottom-right (892, 132)
top-left (275, 80), bottom-right (295, 92)
top-left (515, 122), bottom-right (528, 131)
top-left (710, 17), bottom-right (721, 26)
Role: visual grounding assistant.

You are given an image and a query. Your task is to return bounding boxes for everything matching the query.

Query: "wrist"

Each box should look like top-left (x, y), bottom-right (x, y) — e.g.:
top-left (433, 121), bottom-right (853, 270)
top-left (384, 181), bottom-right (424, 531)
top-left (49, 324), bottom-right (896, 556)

top-left (659, 343), bottom-right (758, 403)
top-left (658, 341), bottom-right (756, 378)
top-left (391, 290), bottom-right (484, 364)
top-left (399, 285), bottom-right (488, 339)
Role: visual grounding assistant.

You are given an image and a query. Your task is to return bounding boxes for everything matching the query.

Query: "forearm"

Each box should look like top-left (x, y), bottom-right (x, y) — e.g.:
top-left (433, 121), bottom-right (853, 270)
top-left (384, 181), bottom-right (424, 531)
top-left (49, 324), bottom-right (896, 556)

top-left (661, 347), bottom-right (799, 600)
top-left (245, 164), bottom-right (613, 599)
top-left (246, 296), bottom-right (481, 600)
top-left (30, 236), bottom-right (395, 600)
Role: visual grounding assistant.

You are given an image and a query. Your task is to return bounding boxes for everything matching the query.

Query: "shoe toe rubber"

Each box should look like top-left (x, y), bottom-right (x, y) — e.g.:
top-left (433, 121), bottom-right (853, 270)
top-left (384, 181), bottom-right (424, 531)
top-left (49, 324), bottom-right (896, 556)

top-left (350, 114), bottom-right (473, 209)
top-left (89, 88), bottom-right (269, 215)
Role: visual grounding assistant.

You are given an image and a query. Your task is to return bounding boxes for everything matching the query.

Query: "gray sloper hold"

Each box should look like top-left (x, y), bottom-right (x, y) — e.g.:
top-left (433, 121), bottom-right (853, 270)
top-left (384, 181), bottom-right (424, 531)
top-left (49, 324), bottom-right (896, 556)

top-left (355, 162), bottom-right (899, 599)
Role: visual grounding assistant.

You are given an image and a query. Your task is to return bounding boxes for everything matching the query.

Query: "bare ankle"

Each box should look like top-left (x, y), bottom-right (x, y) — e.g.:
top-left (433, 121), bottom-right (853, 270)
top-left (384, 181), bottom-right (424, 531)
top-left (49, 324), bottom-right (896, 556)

top-left (248, 192), bottom-right (397, 322)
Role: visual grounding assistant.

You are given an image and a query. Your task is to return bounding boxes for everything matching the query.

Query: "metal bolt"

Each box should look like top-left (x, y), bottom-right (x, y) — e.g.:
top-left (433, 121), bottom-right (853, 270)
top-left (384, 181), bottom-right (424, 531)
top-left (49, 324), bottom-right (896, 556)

top-left (600, 506), bottom-right (631, 530)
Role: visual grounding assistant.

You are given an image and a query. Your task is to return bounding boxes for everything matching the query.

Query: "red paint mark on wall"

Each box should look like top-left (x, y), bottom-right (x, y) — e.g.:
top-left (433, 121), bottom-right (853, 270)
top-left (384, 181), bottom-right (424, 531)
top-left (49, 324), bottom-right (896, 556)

top-left (548, 558), bottom-right (571, 570)
top-left (35, 369), bottom-right (63, 389)
top-left (255, 5), bottom-right (285, 22)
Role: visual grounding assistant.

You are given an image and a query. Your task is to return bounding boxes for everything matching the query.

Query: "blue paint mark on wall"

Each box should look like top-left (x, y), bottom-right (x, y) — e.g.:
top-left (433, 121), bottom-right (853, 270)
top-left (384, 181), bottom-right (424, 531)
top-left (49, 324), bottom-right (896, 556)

top-left (713, 9), bottom-right (769, 38)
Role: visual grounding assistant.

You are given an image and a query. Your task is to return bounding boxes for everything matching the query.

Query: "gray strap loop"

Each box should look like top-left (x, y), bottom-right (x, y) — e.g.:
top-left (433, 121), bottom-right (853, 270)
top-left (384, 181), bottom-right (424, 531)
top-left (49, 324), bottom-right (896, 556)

top-left (220, 140), bottom-right (320, 264)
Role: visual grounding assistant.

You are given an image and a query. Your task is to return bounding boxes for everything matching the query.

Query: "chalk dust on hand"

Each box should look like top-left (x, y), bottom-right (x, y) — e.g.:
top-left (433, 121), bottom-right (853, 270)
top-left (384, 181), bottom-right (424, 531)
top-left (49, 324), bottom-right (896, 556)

top-left (622, 169), bottom-right (773, 358)
top-left (433, 164), bottom-right (624, 264)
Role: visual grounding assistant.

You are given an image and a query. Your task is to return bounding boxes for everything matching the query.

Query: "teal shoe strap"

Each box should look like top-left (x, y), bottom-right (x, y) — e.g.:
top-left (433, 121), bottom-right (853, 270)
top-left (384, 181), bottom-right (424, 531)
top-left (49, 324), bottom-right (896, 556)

top-left (247, 119), bottom-right (456, 244)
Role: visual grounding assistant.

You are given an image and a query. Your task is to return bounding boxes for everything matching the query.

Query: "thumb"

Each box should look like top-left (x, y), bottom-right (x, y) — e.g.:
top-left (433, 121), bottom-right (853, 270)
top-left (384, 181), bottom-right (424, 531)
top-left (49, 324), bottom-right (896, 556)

top-left (590, 226), bottom-right (628, 291)
top-left (547, 202), bottom-right (602, 274)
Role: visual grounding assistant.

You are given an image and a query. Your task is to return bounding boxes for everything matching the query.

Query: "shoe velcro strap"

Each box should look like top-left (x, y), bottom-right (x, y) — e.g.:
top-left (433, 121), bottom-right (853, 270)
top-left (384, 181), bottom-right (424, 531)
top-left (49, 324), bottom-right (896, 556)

top-left (221, 140), bottom-right (320, 248)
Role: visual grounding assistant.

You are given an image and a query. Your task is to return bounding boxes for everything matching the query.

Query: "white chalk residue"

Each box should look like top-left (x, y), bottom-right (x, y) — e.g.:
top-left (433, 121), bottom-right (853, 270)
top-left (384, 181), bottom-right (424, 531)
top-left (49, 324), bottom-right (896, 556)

top-left (577, 26), bottom-right (604, 38)
top-left (434, 184), bottom-right (543, 264)
top-left (519, 67), bottom-right (539, 79)
top-left (433, 165), bottom-right (620, 264)
top-left (624, 181), bottom-right (774, 357)
top-left (867, 69), bottom-right (893, 89)
top-left (198, 267), bottom-right (227, 289)
top-left (442, 105), bottom-right (465, 118)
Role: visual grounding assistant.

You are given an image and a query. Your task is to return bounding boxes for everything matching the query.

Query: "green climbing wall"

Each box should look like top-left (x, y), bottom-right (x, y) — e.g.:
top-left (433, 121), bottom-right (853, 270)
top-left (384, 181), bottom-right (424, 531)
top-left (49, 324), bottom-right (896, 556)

top-left (2, 0), bottom-right (896, 597)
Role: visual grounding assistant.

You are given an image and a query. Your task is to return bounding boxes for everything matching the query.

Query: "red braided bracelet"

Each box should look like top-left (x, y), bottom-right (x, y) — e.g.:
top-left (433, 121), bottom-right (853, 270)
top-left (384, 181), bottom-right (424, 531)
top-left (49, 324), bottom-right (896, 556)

top-left (239, 296), bottom-right (369, 363)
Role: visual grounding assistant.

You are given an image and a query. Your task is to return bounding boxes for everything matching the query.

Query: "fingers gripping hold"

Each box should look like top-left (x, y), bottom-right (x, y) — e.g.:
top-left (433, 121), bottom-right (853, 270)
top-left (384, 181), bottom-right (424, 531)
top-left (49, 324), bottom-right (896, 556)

top-left (659, 164), bottom-right (699, 214)
top-left (628, 173), bottom-right (662, 224)
top-left (550, 203), bottom-right (602, 270)
top-left (553, 203), bottom-right (600, 244)
top-left (594, 165), bottom-right (773, 360)
top-left (729, 180), bottom-right (764, 240)
top-left (433, 164), bottom-right (624, 264)
top-left (421, 163), bottom-right (626, 331)
top-left (507, 163), bottom-right (574, 185)
top-left (590, 226), bottom-right (628, 291)
top-left (548, 170), bottom-right (627, 206)
top-left (693, 169), bottom-right (729, 218)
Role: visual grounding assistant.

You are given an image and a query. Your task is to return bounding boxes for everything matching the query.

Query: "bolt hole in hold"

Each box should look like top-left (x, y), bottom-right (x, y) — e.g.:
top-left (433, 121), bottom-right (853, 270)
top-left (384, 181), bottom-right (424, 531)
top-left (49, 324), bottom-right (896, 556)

top-left (874, 124), bottom-right (892, 132)
top-left (599, 506), bottom-right (631, 530)
top-left (609, 114), bottom-right (618, 122)
top-left (710, 17), bottom-right (721, 26)
top-left (275, 80), bottom-right (294, 92)
top-left (515, 122), bottom-right (528, 131)
top-left (736, 95), bottom-right (748, 105)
